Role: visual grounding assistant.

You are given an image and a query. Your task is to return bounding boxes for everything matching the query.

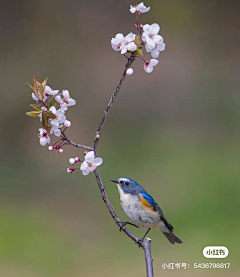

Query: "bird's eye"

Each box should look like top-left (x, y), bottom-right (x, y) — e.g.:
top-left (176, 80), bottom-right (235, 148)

top-left (125, 182), bottom-right (129, 186)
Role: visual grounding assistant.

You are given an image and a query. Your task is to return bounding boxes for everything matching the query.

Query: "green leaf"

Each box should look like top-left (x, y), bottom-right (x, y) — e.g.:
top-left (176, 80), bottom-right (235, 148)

top-left (134, 35), bottom-right (139, 46)
top-left (42, 111), bottom-right (48, 129)
top-left (48, 102), bottom-right (55, 109)
top-left (135, 48), bottom-right (143, 56)
top-left (29, 104), bottom-right (42, 111)
top-left (26, 111), bottom-right (42, 117)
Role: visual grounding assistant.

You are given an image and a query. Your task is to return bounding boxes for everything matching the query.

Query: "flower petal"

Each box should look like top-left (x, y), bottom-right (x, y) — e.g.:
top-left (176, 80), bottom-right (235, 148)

top-left (85, 151), bottom-right (95, 161)
top-left (143, 24), bottom-right (151, 34)
top-left (153, 35), bottom-right (162, 44)
top-left (150, 59), bottom-right (159, 66)
top-left (151, 23), bottom-right (160, 35)
top-left (93, 157), bottom-right (103, 166)
top-left (144, 65), bottom-right (153, 73)
top-left (82, 169), bottom-right (90, 176)
top-left (80, 161), bottom-right (88, 171)
top-left (115, 33), bottom-right (124, 42)
top-left (55, 95), bottom-right (62, 103)
top-left (127, 42), bottom-right (137, 52)
top-left (151, 49), bottom-right (159, 58)
top-left (157, 42), bottom-right (166, 51)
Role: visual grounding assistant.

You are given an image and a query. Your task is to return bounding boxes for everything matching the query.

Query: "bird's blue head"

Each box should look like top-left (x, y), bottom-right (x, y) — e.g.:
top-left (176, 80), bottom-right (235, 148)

top-left (111, 177), bottom-right (143, 195)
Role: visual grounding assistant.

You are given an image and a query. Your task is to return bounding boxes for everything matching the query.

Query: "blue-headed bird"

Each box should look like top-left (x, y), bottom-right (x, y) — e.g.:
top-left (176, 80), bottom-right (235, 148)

top-left (111, 177), bottom-right (182, 245)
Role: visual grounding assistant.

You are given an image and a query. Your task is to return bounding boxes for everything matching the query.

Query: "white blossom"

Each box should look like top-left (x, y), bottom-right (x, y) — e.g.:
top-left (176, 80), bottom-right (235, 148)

top-left (38, 128), bottom-right (51, 146)
top-left (50, 125), bottom-right (61, 137)
top-left (129, 2), bottom-right (150, 14)
top-left (80, 151), bottom-right (103, 176)
top-left (143, 59), bottom-right (159, 73)
top-left (49, 106), bottom-right (66, 128)
top-left (55, 90), bottom-right (76, 111)
top-left (150, 39), bottom-right (166, 58)
top-left (111, 33), bottom-right (125, 52)
top-left (111, 33), bottom-right (137, 55)
top-left (142, 23), bottom-right (162, 52)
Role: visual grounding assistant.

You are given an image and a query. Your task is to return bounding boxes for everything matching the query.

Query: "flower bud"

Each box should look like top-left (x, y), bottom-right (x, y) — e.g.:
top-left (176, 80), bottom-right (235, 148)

top-left (75, 157), bottom-right (80, 162)
top-left (67, 167), bottom-right (73, 174)
top-left (84, 151), bottom-right (87, 155)
top-left (48, 146), bottom-right (54, 151)
top-left (69, 158), bottom-right (76, 164)
top-left (140, 24), bottom-right (143, 29)
top-left (126, 68), bottom-right (134, 76)
top-left (59, 148), bottom-right (64, 153)
top-left (64, 120), bottom-right (71, 128)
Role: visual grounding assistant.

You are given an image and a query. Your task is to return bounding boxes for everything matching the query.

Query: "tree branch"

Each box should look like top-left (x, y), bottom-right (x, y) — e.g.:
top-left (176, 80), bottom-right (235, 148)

top-left (143, 239), bottom-right (154, 277)
top-left (60, 53), bottom-right (154, 276)
top-left (61, 130), bottom-right (93, 150)
top-left (92, 54), bottom-right (154, 277)
top-left (93, 53), bottom-right (135, 152)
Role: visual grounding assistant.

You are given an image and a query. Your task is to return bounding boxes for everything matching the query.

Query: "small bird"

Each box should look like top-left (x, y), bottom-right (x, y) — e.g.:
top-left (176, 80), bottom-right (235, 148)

top-left (111, 177), bottom-right (182, 245)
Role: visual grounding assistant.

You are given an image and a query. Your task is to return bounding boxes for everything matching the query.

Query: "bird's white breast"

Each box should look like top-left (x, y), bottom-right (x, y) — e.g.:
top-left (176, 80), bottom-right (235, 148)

top-left (117, 185), bottom-right (161, 229)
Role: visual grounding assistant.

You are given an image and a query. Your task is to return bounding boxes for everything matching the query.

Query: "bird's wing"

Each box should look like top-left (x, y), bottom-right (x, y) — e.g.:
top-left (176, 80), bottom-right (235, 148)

top-left (139, 192), bottom-right (174, 231)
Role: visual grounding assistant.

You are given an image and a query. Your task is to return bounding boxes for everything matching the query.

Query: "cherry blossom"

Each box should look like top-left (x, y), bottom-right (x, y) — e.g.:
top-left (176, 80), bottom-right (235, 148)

top-left (49, 106), bottom-right (66, 128)
top-left (55, 90), bottom-right (76, 111)
top-left (143, 59), bottom-right (159, 73)
top-left (80, 151), bottom-right (103, 176)
top-left (111, 33), bottom-right (137, 54)
top-left (150, 39), bottom-right (166, 58)
top-left (38, 128), bottom-right (51, 146)
top-left (142, 24), bottom-right (162, 52)
top-left (111, 33), bottom-right (125, 52)
top-left (49, 125), bottom-right (61, 137)
top-left (129, 2), bottom-right (150, 15)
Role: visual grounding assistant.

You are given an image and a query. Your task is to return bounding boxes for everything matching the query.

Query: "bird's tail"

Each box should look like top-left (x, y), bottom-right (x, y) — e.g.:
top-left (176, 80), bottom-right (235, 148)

top-left (163, 230), bottom-right (183, 244)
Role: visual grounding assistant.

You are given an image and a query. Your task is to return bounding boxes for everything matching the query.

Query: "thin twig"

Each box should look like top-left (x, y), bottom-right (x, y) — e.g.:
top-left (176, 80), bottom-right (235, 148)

top-left (93, 53), bottom-right (135, 153)
top-left (61, 130), bottom-right (93, 150)
top-left (92, 54), bottom-right (154, 277)
top-left (61, 53), bottom-right (154, 276)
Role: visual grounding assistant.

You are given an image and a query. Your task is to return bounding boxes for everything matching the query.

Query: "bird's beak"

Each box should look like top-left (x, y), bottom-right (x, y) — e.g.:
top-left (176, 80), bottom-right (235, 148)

top-left (111, 179), bottom-right (118, 184)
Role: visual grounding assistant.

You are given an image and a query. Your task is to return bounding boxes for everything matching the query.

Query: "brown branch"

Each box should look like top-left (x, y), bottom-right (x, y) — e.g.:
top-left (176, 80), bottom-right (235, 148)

top-left (61, 130), bottom-right (93, 150)
top-left (143, 239), bottom-right (154, 277)
top-left (61, 53), bottom-right (154, 276)
top-left (93, 54), bottom-right (154, 277)
top-left (93, 53), bottom-right (135, 152)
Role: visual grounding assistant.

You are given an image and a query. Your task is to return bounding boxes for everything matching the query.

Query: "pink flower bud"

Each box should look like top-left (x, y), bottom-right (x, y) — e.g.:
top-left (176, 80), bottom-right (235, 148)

top-left (64, 120), bottom-right (71, 128)
top-left (75, 157), bottom-right (80, 162)
top-left (59, 148), bottom-right (64, 153)
top-left (69, 158), bottom-right (76, 164)
top-left (67, 167), bottom-right (73, 174)
top-left (48, 146), bottom-right (54, 151)
top-left (140, 24), bottom-right (143, 29)
top-left (84, 151), bottom-right (87, 155)
top-left (126, 68), bottom-right (134, 76)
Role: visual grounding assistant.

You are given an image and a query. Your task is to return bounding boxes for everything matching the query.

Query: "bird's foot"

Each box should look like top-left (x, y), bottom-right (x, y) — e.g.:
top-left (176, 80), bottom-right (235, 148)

top-left (136, 238), bottom-right (144, 248)
top-left (119, 221), bottom-right (127, 232)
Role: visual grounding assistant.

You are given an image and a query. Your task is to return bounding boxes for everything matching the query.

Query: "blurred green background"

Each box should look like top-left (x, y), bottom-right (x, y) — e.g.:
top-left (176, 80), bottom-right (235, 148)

top-left (1, 0), bottom-right (240, 276)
